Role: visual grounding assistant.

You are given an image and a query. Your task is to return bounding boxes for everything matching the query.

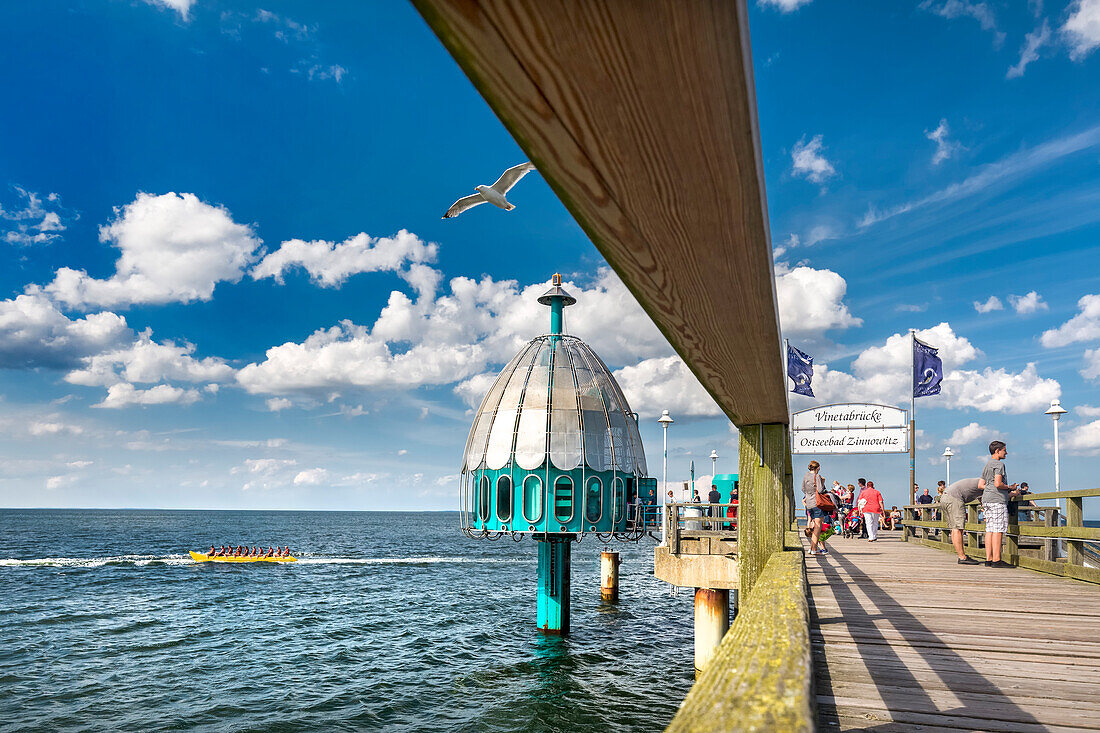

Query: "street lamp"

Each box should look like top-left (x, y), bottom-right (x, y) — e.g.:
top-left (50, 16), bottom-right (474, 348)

top-left (943, 446), bottom-right (954, 487)
top-left (709, 449), bottom-right (718, 477)
top-left (1045, 399), bottom-right (1068, 516)
top-left (658, 410), bottom-right (674, 545)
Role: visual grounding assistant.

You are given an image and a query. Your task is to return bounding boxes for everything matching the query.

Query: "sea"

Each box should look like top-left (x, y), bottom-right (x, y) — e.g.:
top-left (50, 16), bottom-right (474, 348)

top-left (0, 510), bottom-right (697, 732)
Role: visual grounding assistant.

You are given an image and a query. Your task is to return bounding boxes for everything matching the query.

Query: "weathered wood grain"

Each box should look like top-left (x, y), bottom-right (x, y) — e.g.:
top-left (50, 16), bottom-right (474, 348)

top-left (410, 0), bottom-right (787, 425)
top-left (809, 534), bottom-right (1100, 731)
top-left (668, 550), bottom-right (813, 733)
top-left (737, 423), bottom-right (786, 594)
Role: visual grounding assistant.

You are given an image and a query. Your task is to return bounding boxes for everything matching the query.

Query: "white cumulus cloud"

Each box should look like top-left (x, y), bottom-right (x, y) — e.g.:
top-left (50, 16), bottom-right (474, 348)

top-left (293, 468), bottom-right (329, 485)
top-left (801, 323), bottom-right (1059, 413)
top-left (947, 421), bottom-right (990, 445)
top-left (1041, 294), bottom-right (1100, 347)
top-left (613, 356), bottom-right (722, 418)
top-left (65, 329), bottom-right (234, 387)
top-left (775, 263), bottom-right (862, 335)
top-left (1062, 419), bottom-right (1100, 455)
top-left (791, 135), bottom-right (836, 184)
top-left (251, 229), bottom-right (437, 287)
top-left (1064, 0), bottom-right (1100, 60)
top-left (94, 383), bottom-right (202, 409)
top-left (1083, 347), bottom-right (1100, 381)
top-left (0, 293), bottom-right (130, 369)
top-left (1008, 291), bottom-right (1048, 314)
top-left (143, 0), bottom-right (194, 20)
top-left (758, 0), bottom-right (812, 11)
top-left (973, 296), bottom-right (1004, 313)
top-left (41, 192), bottom-right (261, 309)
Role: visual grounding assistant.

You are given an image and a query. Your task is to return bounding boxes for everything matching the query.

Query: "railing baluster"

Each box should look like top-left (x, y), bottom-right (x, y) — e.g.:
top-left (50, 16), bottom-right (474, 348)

top-left (1068, 497), bottom-right (1084, 567)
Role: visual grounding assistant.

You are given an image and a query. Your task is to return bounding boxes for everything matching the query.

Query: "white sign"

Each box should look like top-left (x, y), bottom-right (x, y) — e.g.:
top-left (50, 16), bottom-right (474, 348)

top-left (791, 403), bottom-right (908, 431)
top-left (790, 403), bottom-right (909, 455)
top-left (791, 427), bottom-right (909, 454)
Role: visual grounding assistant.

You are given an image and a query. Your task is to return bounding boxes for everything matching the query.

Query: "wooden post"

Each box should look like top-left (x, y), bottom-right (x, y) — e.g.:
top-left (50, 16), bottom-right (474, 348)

top-left (784, 447), bottom-right (795, 532)
top-left (1006, 508), bottom-right (1019, 564)
top-left (738, 423), bottom-right (787, 596)
top-left (694, 588), bottom-right (730, 673)
top-left (671, 503), bottom-right (681, 555)
top-left (1044, 508), bottom-right (1057, 563)
top-left (600, 551), bottom-right (620, 601)
top-left (1068, 497), bottom-right (1084, 567)
top-left (967, 504), bottom-right (979, 550)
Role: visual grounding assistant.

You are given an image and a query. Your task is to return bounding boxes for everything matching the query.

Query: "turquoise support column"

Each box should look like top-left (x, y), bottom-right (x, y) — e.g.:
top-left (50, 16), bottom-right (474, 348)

top-left (536, 536), bottom-right (571, 634)
top-left (549, 296), bottom-right (563, 338)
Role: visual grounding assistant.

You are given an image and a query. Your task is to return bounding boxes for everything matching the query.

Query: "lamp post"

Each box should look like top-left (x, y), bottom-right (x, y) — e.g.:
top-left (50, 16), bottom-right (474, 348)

top-left (658, 410), bottom-right (674, 545)
top-left (709, 449), bottom-right (718, 477)
top-left (1045, 399), bottom-right (1068, 516)
top-left (943, 446), bottom-right (954, 487)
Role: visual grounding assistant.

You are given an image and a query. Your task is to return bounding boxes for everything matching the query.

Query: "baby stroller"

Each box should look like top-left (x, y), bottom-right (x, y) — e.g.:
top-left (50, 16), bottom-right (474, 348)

top-left (842, 509), bottom-right (863, 539)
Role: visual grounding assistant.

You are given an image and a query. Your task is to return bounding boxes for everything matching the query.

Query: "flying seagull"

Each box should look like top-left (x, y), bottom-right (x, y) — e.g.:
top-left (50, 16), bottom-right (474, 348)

top-left (442, 162), bottom-right (536, 219)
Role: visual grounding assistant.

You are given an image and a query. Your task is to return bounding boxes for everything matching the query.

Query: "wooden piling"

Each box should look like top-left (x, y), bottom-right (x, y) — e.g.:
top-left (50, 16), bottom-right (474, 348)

top-left (694, 588), bottom-right (729, 673)
top-left (600, 550), bottom-right (619, 601)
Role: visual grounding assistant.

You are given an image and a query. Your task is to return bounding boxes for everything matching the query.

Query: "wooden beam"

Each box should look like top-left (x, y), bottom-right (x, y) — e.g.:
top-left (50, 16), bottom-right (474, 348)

top-left (668, 550), bottom-right (813, 732)
top-left (737, 423), bottom-right (787, 594)
top-left (411, 0), bottom-right (786, 424)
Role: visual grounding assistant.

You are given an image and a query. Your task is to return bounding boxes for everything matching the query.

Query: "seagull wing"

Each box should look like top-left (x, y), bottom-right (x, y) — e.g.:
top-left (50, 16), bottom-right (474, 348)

top-left (442, 193), bottom-right (487, 219)
top-left (490, 161), bottom-right (536, 195)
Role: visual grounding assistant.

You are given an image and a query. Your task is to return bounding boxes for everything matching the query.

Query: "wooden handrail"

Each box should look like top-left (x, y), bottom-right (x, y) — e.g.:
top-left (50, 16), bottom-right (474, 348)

top-left (666, 550), bottom-right (813, 732)
top-left (900, 488), bottom-right (1099, 585)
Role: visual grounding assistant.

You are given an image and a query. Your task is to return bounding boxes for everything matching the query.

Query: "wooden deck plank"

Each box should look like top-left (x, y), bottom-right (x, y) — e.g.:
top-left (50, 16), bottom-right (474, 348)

top-left (807, 534), bottom-right (1100, 731)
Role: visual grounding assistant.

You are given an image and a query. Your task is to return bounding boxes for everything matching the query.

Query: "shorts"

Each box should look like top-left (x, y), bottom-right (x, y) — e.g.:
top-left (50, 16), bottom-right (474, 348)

top-left (942, 495), bottom-right (966, 530)
top-left (982, 502), bottom-right (1008, 533)
top-left (807, 506), bottom-right (827, 520)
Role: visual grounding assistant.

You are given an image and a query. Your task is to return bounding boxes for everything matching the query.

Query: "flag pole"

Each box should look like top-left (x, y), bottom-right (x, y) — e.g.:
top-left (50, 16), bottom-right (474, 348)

top-left (909, 328), bottom-right (917, 506)
top-left (784, 338), bottom-right (790, 391)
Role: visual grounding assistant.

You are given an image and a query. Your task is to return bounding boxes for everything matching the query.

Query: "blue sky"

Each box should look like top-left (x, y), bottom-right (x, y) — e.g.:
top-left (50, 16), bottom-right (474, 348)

top-left (2, 0), bottom-right (1100, 512)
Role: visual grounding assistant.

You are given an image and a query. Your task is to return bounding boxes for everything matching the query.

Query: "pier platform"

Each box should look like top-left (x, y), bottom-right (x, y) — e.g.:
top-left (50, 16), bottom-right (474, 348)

top-left (808, 533), bottom-right (1100, 731)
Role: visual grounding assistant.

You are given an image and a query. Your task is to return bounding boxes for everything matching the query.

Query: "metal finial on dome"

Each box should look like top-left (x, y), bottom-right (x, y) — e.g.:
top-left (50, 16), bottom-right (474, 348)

top-left (537, 273), bottom-right (577, 306)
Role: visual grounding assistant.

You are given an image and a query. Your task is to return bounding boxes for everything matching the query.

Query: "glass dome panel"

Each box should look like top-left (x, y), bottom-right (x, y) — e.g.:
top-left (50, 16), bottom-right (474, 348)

top-left (595, 350), bottom-right (648, 474)
top-left (549, 343), bottom-right (581, 471)
top-left (570, 343), bottom-right (613, 472)
top-left (485, 351), bottom-right (532, 470)
top-left (592, 366), bottom-right (633, 472)
top-left (514, 340), bottom-right (551, 470)
top-left (463, 343), bottom-right (533, 472)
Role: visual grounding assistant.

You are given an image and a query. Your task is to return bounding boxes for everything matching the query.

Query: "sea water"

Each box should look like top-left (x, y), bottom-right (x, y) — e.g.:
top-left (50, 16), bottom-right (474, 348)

top-left (0, 510), bottom-right (696, 732)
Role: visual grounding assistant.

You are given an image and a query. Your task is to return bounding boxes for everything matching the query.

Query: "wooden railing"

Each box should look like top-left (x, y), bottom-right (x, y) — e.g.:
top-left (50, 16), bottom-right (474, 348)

top-left (663, 502), bottom-right (739, 553)
top-left (903, 487), bottom-right (1100, 584)
top-left (666, 550), bottom-right (813, 732)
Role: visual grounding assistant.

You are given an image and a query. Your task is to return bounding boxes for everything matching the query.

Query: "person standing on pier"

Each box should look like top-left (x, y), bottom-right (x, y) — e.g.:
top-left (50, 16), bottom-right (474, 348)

top-left (943, 477), bottom-right (983, 564)
top-left (802, 460), bottom-right (827, 555)
top-left (857, 481), bottom-right (884, 542)
top-left (981, 440), bottom-right (1020, 568)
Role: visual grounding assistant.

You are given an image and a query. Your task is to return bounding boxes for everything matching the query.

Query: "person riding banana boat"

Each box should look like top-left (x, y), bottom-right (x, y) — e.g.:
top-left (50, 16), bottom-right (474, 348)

top-left (190, 545), bottom-right (296, 562)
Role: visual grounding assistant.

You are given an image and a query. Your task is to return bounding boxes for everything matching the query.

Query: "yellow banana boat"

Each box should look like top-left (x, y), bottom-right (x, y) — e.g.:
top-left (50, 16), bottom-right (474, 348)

top-left (189, 551), bottom-right (297, 563)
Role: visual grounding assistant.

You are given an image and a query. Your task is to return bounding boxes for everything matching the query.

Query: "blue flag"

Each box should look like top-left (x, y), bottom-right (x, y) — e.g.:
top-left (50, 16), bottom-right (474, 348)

top-left (913, 337), bottom-right (943, 398)
top-left (787, 343), bottom-right (815, 397)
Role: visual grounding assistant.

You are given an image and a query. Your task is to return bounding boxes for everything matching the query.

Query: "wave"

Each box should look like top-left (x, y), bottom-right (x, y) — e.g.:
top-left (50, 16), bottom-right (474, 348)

top-left (0, 554), bottom-right (192, 568)
top-left (294, 557), bottom-right (523, 565)
top-left (0, 555), bottom-right (527, 568)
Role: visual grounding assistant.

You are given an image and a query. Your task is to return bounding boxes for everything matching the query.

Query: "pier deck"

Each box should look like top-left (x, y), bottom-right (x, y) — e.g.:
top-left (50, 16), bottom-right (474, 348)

top-left (808, 533), bottom-right (1100, 731)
